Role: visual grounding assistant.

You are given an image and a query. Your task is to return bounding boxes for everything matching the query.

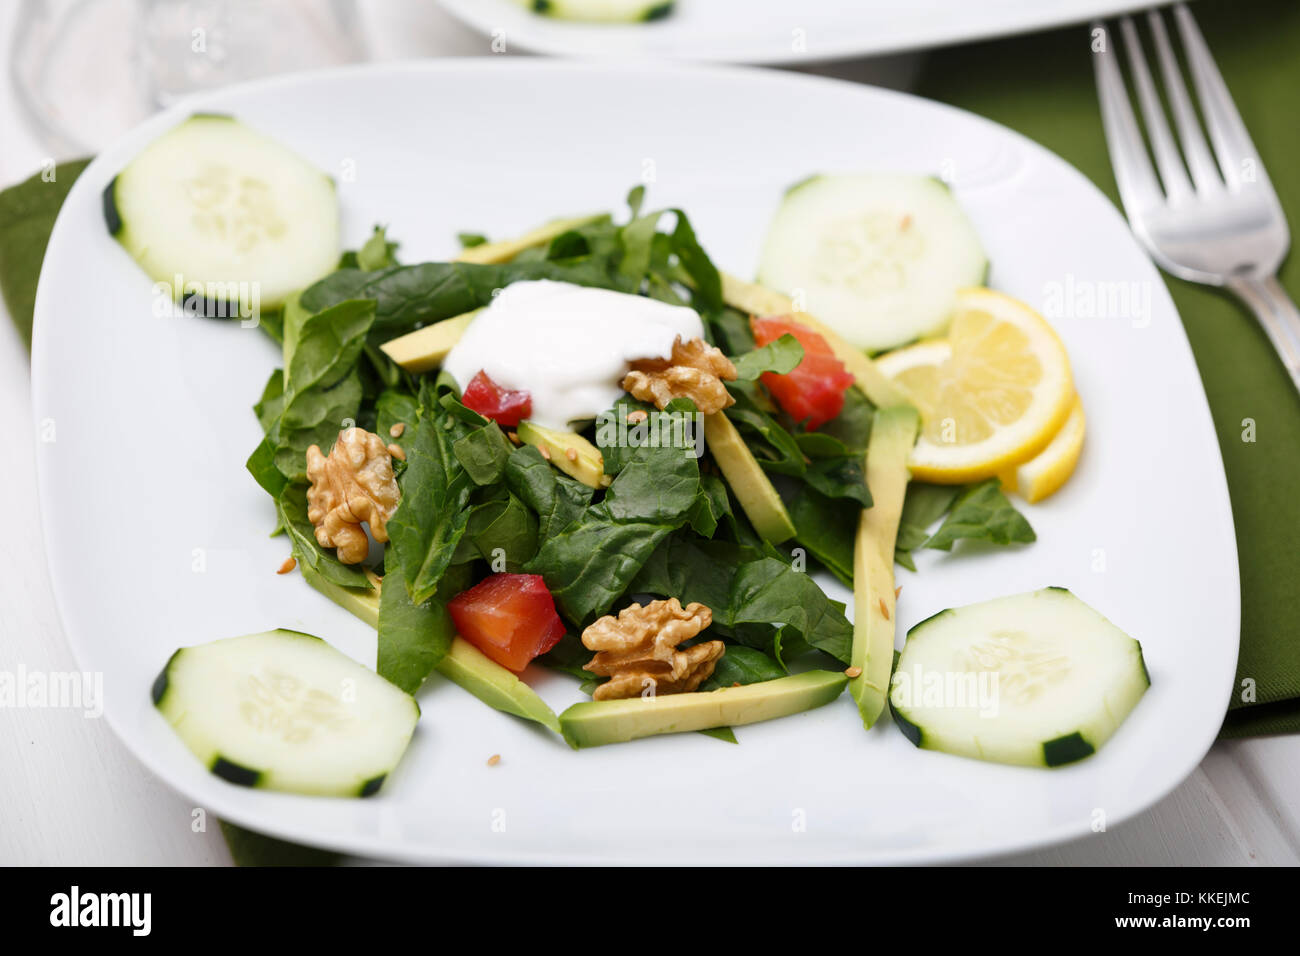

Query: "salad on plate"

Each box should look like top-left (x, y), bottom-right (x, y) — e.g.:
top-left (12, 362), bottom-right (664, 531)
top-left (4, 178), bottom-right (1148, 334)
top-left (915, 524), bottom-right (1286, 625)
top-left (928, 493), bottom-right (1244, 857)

top-left (102, 114), bottom-right (1147, 799)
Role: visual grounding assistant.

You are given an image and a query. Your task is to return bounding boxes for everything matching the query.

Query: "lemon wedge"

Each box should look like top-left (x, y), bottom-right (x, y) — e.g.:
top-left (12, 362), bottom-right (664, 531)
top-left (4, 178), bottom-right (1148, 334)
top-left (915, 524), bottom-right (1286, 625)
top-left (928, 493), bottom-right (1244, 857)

top-left (1000, 394), bottom-right (1086, 502)
top-left (874, 288), bottom-right (1074, 484)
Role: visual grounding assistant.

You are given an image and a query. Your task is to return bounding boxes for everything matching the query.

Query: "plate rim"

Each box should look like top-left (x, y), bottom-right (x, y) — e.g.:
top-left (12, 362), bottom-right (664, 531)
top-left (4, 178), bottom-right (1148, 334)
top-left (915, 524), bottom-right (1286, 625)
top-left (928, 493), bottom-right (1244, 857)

top-left (436, 0), bottom-right (1168, 65)
top-left (30, 56), bottom-right (1241, 864)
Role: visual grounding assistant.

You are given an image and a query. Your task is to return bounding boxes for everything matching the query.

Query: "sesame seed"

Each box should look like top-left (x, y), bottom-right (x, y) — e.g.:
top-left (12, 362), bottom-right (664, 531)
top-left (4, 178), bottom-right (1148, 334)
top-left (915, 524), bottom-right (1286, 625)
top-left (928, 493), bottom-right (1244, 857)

top-left (895, 586), bottom-right (902, 599)
top-left (507, 431), bottom-right (519, 444)
top-left (388, 443), bottom-right (406, 461)
top-left (539, 445), bottom-right (552, 460)
top-left (845, 666), bottom-right (862, 678)
top-left (487, 754), bottom-right (501, 767)
top-left (277, 557), bottom-right (297, 575)
top-left (565, 447), bottom-right (578, 462)
top-left (627, 410), bottom-right (648, 424)
top-left (389, 422), bottom-right (405, 438)
top-left (878, 597), bottom-right (890, 621)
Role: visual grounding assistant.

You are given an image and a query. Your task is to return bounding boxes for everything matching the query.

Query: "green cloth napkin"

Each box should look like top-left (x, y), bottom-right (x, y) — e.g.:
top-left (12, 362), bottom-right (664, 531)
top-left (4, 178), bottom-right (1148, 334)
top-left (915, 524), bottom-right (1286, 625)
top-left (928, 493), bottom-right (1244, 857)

top-left (917, 0), bottom-right (1300, 737)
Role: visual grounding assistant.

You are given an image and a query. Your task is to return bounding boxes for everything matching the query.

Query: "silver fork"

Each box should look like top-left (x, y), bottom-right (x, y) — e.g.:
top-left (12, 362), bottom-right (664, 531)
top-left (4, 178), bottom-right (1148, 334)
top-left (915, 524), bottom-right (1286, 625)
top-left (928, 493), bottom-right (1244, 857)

top-left (1093, 4), bottom-right (1300, 395)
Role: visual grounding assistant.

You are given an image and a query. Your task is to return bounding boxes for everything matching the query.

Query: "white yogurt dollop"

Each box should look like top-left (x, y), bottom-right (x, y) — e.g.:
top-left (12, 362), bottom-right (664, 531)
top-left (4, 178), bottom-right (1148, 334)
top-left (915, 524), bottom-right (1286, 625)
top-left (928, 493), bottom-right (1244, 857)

top-left (442, 280), bottom-right (705, 430)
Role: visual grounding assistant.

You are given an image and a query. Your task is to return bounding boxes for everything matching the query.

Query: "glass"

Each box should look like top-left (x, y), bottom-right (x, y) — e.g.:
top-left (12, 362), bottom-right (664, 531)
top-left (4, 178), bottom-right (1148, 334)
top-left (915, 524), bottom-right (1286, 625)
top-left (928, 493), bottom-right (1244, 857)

top-left (10, 0), bottom-right (365, 156)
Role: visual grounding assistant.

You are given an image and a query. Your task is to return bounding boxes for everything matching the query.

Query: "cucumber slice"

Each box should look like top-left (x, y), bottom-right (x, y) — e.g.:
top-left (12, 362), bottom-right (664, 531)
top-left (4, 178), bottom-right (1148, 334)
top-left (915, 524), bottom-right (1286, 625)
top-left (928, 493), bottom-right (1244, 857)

top-left (890, 588), bottom-right (1149, 767)
top-left (152, 629), bottom-right (418, 796)
top-left (524, 0), bottom-right (674, 22)
top-left (757, 174), bottom-right (987, 353)
top-left (105, 115), bottom-right (339, 311)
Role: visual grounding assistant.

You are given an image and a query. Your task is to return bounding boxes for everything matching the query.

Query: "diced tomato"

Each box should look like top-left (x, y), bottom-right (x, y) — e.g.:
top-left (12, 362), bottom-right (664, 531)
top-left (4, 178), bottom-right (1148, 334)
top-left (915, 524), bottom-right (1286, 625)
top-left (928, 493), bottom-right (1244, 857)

top-left (461, 370), bottom-right (532, 427)
top-left (751, 316), bottom-right (855, 430)
top-left (448, 573), bottom-right (566, 672)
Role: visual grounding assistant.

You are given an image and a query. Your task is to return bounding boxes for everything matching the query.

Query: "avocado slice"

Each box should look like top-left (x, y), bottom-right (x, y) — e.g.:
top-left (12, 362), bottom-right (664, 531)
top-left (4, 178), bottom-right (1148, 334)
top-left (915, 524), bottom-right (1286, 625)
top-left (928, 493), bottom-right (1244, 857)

top-left (454, 213), bottom-right (608, 265)
top-left (516, 420), bottom-right (610, 489)
top-left (380, 309), bottom-right (480, 373)
top-left (718, 271), bottom-right (911, 409)
top-left (848, 404), bottom-right (919, 728)
top-left (436, 638), bottom-right (562, 733)
top-left (703, 412), bottom-right (796, 543)
top-left (297, 562), bottom-right (561, 734)
top-left (559, 670), bottom-right (847, 748)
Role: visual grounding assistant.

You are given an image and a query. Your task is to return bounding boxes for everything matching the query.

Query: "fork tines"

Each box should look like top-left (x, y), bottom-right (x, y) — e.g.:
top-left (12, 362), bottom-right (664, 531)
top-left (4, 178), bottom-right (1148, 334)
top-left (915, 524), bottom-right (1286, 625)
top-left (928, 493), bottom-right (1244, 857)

top-left (1093, 5), bottom-right (1270, 212)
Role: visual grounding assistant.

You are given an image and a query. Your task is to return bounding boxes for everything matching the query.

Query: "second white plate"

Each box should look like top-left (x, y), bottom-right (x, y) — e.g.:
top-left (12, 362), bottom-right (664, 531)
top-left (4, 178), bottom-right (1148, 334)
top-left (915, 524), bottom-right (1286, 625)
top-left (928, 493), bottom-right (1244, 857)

top-left (438, 0), bottom-right (1159, 64)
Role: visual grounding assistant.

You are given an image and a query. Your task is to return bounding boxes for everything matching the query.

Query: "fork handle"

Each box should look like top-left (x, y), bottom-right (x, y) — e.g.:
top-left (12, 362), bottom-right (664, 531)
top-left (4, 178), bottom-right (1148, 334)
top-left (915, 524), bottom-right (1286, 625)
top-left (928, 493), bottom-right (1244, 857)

top-left (1228, 275), bottom-right (1300, 398)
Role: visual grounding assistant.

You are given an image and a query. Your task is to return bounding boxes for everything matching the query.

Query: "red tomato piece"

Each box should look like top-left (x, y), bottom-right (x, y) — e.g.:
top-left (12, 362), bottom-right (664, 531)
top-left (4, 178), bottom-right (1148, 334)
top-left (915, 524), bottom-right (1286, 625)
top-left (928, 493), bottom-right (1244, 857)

top-left (461, 370), bottom-right (532, 427)
top-left (750, 316), bottom-right (855, 430)
top-left (448, 574), bottom-right (566, 672)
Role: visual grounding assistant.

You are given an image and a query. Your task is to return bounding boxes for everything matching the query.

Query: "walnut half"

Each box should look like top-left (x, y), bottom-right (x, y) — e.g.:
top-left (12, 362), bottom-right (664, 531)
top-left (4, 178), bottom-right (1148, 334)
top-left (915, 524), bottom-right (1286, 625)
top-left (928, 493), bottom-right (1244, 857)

top-left (622, 336), bottom-right (737, 415)
top-left (581, 598), bottom-right (725, 700)
top-left (305, 427), bottom-right (400, 564)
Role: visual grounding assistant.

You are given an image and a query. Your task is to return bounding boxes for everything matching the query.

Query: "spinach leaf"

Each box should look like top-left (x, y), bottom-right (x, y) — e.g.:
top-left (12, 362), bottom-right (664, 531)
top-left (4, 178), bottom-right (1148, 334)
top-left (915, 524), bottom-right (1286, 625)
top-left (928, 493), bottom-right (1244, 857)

top-left (299, 258), bottom-right (625, 339)
top-left (895, 482), bottom-right (961, 570)
top-left (456, 491), bottom-right (539, 570)
top-left (803, 455), bottom-right (872, 508)
top-left (457, 232), bottom-right (488, 249)
top-left (603, 443), bottom-right (700, 524)
top-left (618, 209), bottom-right (666, 289)
top-left (377, 550), bottom-right (469, 694)
top-left (709, 307), bottom-right (756, 355)
top-left (687, 473), bottom-right (733, 539)
top-left (253, 369), bottom-right (286, 433)
top-left (375, 389), bottom-right (419, 441)
top-left (924, 479), bottom-right (1036, 552)
top-left (527, 506), bottom-right (673, 625)
top-left (727, 557), bottom-right (854, 664)
top-left (275, 483), bottom-right (372, 589)
top-left (386, 383), bottom-right (476, 603)
top-left (247, 437), bottom-right (287, 497)
top-left (354, 226), bottom-right (400, 271)
top-left (698, 727), bottom-right (739, 744)
top-left (630, 534), bottom-right (750, 617)
top-left (666, 209), bottom-right (722, 314)
top-left (504, 445), bottom-right (593, 541)
top-left (730, 333), bottom-right (804, 381)
top-left (817, 386), bottom-right (875, 453)
top-left (724, 385), bottom-right (806, 477)
top-left (453, 421), bottom-right (513, 486)
top-left (701, 646), bottom-right (787, 689)
top-left (260, 299), bottom-right (376, 482)
top-left (783, 486), bottom-right (856, 587)
top-left (273, 369), bottom-right (364, 481)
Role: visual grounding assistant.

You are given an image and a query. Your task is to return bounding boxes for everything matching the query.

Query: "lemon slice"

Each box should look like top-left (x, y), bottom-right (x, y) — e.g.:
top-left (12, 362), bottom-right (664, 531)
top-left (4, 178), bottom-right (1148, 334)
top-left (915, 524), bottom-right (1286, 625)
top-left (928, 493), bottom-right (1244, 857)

top-left (875, 288), bottom-right (1074, 483)
top-left (1000, 394), bottom-right (1085, 503)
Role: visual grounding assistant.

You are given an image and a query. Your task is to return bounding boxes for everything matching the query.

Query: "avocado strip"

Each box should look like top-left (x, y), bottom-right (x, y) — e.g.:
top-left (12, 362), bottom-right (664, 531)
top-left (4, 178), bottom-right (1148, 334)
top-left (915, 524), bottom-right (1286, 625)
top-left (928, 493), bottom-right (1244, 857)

top-left (297, 563), bottom-right (562, 734)
top-left (848, 405), bottom-right (919, 728)
top-left (454, 213), bottom-right (608, 265)
top-left (703, 412), bottom-right (796, 543)
top-left (558, 670), bottom-right (848, 748)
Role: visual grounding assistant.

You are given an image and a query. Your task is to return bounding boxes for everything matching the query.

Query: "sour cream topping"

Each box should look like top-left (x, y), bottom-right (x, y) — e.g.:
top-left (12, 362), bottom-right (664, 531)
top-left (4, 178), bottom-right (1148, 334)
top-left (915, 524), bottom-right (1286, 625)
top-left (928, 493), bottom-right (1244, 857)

top-left (442, 280), bottom-right (704, 429)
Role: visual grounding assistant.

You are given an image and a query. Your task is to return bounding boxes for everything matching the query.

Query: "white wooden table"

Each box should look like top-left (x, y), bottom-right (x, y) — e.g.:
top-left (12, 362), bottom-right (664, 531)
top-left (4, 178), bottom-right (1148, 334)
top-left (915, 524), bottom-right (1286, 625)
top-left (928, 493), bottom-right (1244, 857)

top-left (2, 1), bottom-right (1296, 867)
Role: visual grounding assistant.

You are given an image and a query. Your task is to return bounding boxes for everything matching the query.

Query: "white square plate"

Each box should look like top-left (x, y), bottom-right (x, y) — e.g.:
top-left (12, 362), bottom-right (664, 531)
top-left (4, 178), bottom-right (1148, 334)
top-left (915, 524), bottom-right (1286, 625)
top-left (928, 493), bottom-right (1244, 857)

top-left (32, 60), bottom-right (1238, 864)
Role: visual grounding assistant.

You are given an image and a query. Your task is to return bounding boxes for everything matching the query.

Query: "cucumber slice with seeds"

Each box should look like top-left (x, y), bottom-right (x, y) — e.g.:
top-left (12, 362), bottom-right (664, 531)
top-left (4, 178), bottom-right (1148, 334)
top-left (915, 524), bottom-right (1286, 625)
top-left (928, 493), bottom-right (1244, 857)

top-left (758, 173), bottom-right (987, 353)
top-left (889, 587), bottom-right (1149, 767)
top-left (105, 114), bottom-right (339, 311)
top-left (153, 629), bottom-right (418, 797)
